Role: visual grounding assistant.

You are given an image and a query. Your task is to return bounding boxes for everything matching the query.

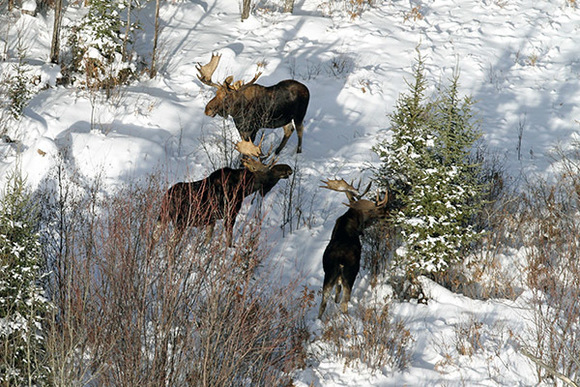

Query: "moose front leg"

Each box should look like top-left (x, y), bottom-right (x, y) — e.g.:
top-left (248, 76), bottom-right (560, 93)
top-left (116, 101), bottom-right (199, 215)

top-left (275, 122), bottom-right (296, 155)
top-left (204, 223), bottom-right (215, 245)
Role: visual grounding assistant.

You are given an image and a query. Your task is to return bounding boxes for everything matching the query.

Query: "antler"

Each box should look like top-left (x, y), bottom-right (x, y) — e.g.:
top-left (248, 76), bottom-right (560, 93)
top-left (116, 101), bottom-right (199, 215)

top-left (245, 71), bottom-right (262, 86)
top-left (196, 53), bottom-right (222, 87)
top-left (374, 189), bottom-right (389, 208)
top-left (236, 135), bottom-right (278, 173)
top-left (320, 179), bottom-right (361, 203)
top-left (320, 178), bottom-right (372, 203)
top-left (235, 137), bottom-right (264, 159)
top-left (229, 71), bottom-right (262, 90)
top-left (197, 53), bottom-right (263, 91)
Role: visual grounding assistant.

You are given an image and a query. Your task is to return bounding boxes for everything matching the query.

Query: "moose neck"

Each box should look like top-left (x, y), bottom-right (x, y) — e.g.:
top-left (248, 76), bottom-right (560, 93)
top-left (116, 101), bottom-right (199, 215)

top-left (331, 208), bottom-right (366, 241)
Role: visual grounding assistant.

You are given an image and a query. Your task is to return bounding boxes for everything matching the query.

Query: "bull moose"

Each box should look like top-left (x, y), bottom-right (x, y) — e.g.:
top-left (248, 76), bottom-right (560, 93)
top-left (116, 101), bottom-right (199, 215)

top-left (157, 139), bottom-right (292, 247)
top-left (197, 53), bottom-right (310, 154)
top-left (317, 179), bottom-right (388, 319)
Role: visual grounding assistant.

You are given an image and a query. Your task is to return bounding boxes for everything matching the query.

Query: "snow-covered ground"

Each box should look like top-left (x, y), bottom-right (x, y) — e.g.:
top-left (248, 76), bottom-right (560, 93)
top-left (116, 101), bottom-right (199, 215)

top-left (2, 0), bottom-right (579, 385)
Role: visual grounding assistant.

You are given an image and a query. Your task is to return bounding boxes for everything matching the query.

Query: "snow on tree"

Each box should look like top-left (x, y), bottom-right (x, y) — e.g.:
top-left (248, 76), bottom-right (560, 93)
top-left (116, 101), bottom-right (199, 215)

top-left (0, 171), bottom-right (51, 385)
top-left (373, 51), bottom-right (484, 286)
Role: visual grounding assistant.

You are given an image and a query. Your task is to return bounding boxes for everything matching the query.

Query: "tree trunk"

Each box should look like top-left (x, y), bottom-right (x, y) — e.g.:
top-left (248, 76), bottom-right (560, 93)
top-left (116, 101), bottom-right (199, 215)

top-left (122, 0), bottom-right (133, 62)
top-left (149, 0), bottom-right (161, 78)
top-left (241, 0), bottom-right (251, 21)
top-left (50, 0), bottom-right (63, 64)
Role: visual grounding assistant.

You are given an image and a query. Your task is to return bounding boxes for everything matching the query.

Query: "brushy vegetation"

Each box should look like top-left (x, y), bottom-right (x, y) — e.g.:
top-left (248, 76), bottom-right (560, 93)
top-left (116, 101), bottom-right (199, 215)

top-left (35, 168), bottom-right (310, 386)
top-left (2, 2), bottom-right (580, 384)
top-left (514, 148), bottom-right (580, 385)
top-left (320, 299), bottom-right (413, 372)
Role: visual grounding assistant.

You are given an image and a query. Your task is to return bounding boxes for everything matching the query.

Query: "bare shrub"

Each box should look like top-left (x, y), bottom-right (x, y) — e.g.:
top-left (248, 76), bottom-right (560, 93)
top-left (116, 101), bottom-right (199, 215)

top-left (199, 121), bottom-right (241, 170)
top-left (320, 300), bottom-right (413, 373)
top-left (317, 0), bottom-right (374, 19)
top-left (515, 149), bottom-right (580, 385)
top-left (361, 220), bottom-right (395, 287)
top-left (403, 5), bottom-right (423, 23)
top-left (326, 54), bottom-right (355, 78)
top-left (454, 317), bottom-right (484, 357)
top-left (38, 170), bottom-right (309, 386)
top-left (279, 157), bottom-right (317, 236)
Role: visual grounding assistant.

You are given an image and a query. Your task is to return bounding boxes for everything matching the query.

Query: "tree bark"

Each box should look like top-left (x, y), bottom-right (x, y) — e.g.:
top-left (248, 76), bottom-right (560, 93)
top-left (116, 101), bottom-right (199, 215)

top-left (241, 0), bottom-right (251, 21)
top-left (50, 0), bottom-right (63, 64)
top-left (122, 0), bottom-right (133, 62)
top-left (149, 0), bottom-right (161, 78)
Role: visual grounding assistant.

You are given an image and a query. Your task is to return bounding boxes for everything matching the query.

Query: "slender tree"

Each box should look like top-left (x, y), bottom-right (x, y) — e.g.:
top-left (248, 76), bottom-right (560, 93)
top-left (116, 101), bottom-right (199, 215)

top-left (50, 0), bottom-right (64, 64)
top-left (150, 0), bottom-right (161, 78)
top-left (241, 0), bottom-right (251, 20)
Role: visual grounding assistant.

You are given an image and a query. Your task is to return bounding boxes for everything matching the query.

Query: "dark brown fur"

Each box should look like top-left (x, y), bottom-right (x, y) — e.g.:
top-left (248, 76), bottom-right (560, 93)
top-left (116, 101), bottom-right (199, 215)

top-left (205, 80), bottom-right (310, 154)
top-left (318, 203), bottom-right (387, 319)
top-left (158, 164), bottom-right (292, 246)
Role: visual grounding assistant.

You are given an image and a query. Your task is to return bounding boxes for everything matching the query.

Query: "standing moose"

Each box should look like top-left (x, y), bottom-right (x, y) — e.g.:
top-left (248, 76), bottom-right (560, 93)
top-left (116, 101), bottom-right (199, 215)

top-left (317, 179), bottom-right (388, 319)
top-left (197, 53), bottom-right (310, 154)
top-left (157, 139), bottom-right (292, 247)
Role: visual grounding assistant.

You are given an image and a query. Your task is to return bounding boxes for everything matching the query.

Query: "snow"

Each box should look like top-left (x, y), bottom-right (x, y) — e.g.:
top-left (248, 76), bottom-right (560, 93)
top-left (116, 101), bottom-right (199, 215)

top-left (2, 0), bottom-right (580, 385)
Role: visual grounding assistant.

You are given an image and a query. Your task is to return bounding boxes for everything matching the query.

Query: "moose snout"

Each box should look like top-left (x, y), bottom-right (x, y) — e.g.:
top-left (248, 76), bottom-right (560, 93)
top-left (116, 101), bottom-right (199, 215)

top-left (277, 165), bottom-right (293, 179)
top-left (204, 105), bottom-right (217, 117)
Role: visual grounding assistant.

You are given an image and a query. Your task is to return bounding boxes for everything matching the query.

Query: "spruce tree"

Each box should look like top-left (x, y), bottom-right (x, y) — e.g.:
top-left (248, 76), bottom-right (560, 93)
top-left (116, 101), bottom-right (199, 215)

top-left (373, 53), bottom-right (484, 284)
top-left (0, 172), bottom-right (51, 385)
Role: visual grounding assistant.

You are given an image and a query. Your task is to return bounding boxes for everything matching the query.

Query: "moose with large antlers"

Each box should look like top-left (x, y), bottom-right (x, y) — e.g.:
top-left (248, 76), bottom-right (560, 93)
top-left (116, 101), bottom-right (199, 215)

top-left (197, 53), bottom-right (310, 154)
top-left (157, 139), bottom-right (292, 247)
top-left (317, 179), bottom-right (388, 319)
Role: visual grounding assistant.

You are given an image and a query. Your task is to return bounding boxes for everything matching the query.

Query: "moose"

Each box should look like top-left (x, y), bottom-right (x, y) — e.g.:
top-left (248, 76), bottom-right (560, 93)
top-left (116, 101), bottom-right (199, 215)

top-left (317, 179), bottom-right (388, 319)
top-left (197, 53), bottom-right (310, 154)
top-left (157, 139), bottom-right (292, 247)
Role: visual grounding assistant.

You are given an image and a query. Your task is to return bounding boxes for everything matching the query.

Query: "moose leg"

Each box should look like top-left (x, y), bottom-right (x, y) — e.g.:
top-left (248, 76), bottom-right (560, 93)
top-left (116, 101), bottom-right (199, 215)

top-left (334, 277), bottom-right (342, 303)
top-left (275, 122), bottom-right (296, 154)
top-left (224, 218), bottom-right (234, 247)
top-left (204, 223), bottom-right (215, 245)
top-left (295, 121), bottom-right (304, 153)
top-left (340, 265), bottom-right (360, 314)
top-left (318, 269), bottom-right (340, 319)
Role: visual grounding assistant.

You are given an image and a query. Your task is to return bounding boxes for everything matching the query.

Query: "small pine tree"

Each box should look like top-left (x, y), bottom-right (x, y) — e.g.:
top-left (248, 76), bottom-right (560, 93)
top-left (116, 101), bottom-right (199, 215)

top-left (66, 0), bottom-right (138, 91)
top-left (7, 42), bottom-right (33, 119)
top-left (0, 171), bottom-right (51, 386)
top-left (373, 51), bottom-right (484, 286)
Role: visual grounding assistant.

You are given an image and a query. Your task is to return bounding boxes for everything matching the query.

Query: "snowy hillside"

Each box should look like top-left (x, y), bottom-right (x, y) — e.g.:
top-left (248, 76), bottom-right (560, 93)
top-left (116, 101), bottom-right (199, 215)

top-left (1, 0), bottom-right (580, 385)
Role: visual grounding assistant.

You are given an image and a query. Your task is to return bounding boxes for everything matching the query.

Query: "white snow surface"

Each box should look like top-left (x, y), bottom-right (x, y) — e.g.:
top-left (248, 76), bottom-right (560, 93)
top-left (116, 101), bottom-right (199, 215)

top-left (2, 0), bottom-right (580, 385)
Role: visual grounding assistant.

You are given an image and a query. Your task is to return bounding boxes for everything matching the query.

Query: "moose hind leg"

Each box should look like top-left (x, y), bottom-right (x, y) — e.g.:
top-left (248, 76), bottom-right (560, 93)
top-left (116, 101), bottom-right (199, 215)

top-left (275, 122), bottom-right (295, 154)
top-left (334, 277), bottom-right (342, 303)
top-left (340, 282), bottom-right (352, 314)
top-left (295, 121), bottom-right (304, 153)
top-left (340, 266), bottom-right (359, 314)
top-left (318, 270), bottom-right (340, 319)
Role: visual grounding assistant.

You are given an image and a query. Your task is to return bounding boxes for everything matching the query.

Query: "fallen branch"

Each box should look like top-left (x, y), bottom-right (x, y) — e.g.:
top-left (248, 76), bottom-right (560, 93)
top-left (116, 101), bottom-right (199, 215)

top-left (521, 348), bottom-right (579, 387)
